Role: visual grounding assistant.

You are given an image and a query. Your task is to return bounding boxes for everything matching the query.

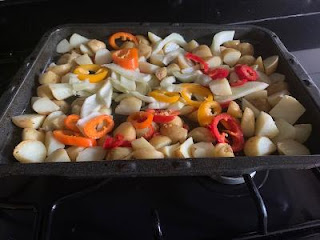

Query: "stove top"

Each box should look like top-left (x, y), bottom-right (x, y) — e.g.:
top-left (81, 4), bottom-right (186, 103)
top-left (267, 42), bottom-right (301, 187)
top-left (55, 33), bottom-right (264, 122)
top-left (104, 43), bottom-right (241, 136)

top-left (1, 1), bottom-right (320, 239)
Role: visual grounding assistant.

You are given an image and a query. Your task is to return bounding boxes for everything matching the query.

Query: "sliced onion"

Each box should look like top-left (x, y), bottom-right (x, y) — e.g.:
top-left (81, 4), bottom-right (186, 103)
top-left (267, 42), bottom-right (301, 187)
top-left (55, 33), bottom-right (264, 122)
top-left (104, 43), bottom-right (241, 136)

top-left (214, 82), bottom-right (269, 103)
top-left (152, 33), bottom-right (187, 54)
top-left (173, 70), bottom-right (202, 83)
top-left (95, 48), bottom-right (112, 65)
top-left (210, 31), bottom-right (235, 55)
top-left (104, 63), bottom-right (151, 82)
top-left (97, 80), bottom-right (113, 108)
top-left (80, 94), bottom-right (102, 118)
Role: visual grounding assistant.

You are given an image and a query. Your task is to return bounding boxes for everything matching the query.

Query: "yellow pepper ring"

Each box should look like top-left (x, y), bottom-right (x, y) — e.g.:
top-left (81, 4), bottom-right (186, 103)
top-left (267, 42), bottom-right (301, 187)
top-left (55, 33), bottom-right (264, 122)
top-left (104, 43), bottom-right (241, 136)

top-left (149, 90), bottom-right (180, 103)
top-left (181, 84), bottom-right (213, 107)
top-left (73, 64), bottom-right (108, 83)
top-left (197, 100), bottom-right (222, 127)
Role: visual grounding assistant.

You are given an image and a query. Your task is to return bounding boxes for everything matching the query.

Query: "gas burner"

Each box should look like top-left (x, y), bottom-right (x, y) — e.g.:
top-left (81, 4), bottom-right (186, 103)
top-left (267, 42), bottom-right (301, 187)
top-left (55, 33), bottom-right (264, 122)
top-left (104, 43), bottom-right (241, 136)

top-left (196, 170), bottom-right (269, 197)
top-left (212, 171), bottom-right (257, 185)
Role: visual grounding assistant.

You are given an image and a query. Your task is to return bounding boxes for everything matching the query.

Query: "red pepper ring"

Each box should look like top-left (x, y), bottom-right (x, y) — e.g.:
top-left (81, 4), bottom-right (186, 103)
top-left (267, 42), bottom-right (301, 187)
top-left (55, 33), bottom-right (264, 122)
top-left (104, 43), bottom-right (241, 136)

top-left (185, 52), bottom-right (209, 73)
top-left (146, 109), bottom-right (180, 123)
top-left (208, 113), bottom-right (244, 152)
top-left (103, 134), bottom-right (131, 149)
top-left (235, 64), bottom-right (258, 81)
top-left (207, 67), bottom-right (229, 80)
top-left (230, 78), bottom-right (248, 87)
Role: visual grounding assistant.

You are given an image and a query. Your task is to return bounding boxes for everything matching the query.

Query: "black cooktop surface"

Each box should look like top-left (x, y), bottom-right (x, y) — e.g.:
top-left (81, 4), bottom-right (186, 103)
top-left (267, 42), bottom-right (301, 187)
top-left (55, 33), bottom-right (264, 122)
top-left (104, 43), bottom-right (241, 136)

top-left (1, 1), bottom-right (320, 240)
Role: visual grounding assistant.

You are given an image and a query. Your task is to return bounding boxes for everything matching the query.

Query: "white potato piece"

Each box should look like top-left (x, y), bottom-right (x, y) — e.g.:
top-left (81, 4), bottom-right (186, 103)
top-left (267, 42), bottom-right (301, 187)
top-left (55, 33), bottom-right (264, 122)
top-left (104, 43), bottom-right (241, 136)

top-left (45, 131), bottom-right (65, 156)
top-left (32, 97), bottom-right (60, 115)
top-left (45, 149), bottom-right (71, 162)
top-left (257, 71), bottom-right (271, 84)
top-left (133, 148), bottom-right (164, 159)
top-left (244, 136), bottom-right (276, 156)
top-left (37, 84), bottom-right (54, 99)
top-left (213, 143), bottom-right (234, 157)
top-left (47, 63), bottom-right (72, 76)
top-left (41, 111), bottom-right (65, 131)
top-left (56, 39), bottom-right (71, 54)
top-left (53, 100), bottom-right (70, 114)
top-left (221, 48), bottom-right (241, 67)
top-left (241, 107), bottom-right (255, 138)
top-left (269, 73), bottom-right (285, 83)
top-left (242, 98), bottom-right (260, 118)
top-left (75, 54), bottom-right (93, 65)
top-left (87, 39), bottom-right (106, 53)
top-left (49, 83), bottom-right (74, 100)
top-left (255, 111), bottom-right (279, 138)
top-left (277, 140), bottom-right (310, 155)
top-left (159, 143), bottom-right (180, 158)
top-left (22, 128), bottom-right (45, 142)
top-left (267, 90), bottom-right (290, 107)
top-left (69, 33), bottom-right (89, 48)
top-left (227, 101), bottom-right (242, 118)
top-left (188, 127), bottom-right (215, 142)
top-left (149, 54), bottom-right (165, 67)
top-left (150, 136), bottom-right (172, 150)
top-left (66, 146), bottom-right (85, 162)
top-left (191, 142), bottom-right (215, 158)
top-left (39, 71), bottom-right (60, 84)
top-left (267, 80), bottom-right (288, 96)
top-left (107, 147), bottom-right (133, 160)
top-left (185, 40), bottom-right (199, 52)
top-left (79, 44), bottom-right (94, 57)
top-left (192, 45), bottom-right (212, 58)
top-left (160, 124), bottom-right (188, 143)
top-left (31, 97), bottom-right (41, 106)
top-left (113, 122), bottom-right (136, 142)
top-left (131, 137), bottom-right (155, 151)
top-left (237, 55), bottom-right (255, 65)
top-left (272, 119), bottom-right (296, 143)
top-left (294, 124), bottom-right (312, 143)
top-left (204, 56), bottom-right (222, 68)
top-left (175, 137), bottom-right (194, 158)
top-left (223, 40), bottom-right (240, 49)
top-left (263, 55), bottom-right (279, 75)
top-left (254, 56), bottom-right (265, 72)
top-left (237, 43), bottom-right (254, 56)
top-left (95, 48), bottom-right (112, 65)
top-left (269, 95), bottom-right (306, 124)
top-left (13, 140), bottom-right (47, 163)
top-left (76, 146), bottom-right (107, 162)
top-left (209, 78), bottom-right (232, 96)
top-left (12, 114), bottom-right (45, 129)
top-left (115, 97), bottom-right (142, 115)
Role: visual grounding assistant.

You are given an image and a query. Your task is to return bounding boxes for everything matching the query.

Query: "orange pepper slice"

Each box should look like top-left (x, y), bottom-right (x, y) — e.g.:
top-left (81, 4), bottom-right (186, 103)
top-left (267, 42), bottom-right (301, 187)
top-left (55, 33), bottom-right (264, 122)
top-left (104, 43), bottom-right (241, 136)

top-left (127, 111), bottom-right (154, 129)
top-left (53, 130), bottom-right (96, 147)
top-left (64, 114), bottom-right (80, 133)
top-left (109, 32), bottom-right (138, 50)
top-left (73, 64), bottom-right (108, 83)
top-left (112, 48), bottom-right (139, 70)
top-left (83, 115), bottom-right (114, 139)
top-left (181, 84), bottom-right (213, 107)
top-left (148, 90), bottom-right (180, 103)
top-left (197, 100), bottom-right (222, 127)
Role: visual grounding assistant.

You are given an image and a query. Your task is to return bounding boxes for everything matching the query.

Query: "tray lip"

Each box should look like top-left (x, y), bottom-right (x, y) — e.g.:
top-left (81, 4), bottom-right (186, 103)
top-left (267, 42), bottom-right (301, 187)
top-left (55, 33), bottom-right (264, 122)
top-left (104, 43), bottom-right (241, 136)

top-left (1, 22), bottom-right (320, 177)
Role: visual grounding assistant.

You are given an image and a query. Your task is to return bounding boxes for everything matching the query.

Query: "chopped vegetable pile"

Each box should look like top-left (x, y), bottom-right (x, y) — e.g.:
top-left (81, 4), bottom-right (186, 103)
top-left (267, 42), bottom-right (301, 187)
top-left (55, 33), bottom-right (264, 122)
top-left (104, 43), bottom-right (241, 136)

top-left (11, 30), bottom-right (313, 163)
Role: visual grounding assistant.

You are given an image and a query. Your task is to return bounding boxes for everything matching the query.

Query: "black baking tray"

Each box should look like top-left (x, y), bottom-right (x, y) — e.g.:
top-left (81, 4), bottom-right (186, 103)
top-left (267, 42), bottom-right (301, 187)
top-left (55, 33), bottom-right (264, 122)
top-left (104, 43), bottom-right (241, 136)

top-left (0, 23), bottom-right (320, 178)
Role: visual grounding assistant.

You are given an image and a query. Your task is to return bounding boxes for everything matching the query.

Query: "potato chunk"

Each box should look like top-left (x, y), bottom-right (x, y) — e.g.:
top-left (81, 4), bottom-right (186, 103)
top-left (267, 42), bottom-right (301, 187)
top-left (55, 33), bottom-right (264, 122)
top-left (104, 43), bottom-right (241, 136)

top-left (277, 140), bottom-right (310, 155)
top-left (12, 114), bottom-right (45, 129)
top-left (255, 111), bottom-right (279, 138)
top-left (269, 95), bottom-right (306, 124)
top-left (45, 149), bottom-right (71, 162)
top-left (294, 124), bottom-right (312, 143)
top-left (191, 142), bottom-right (215, 158)
top-left (244, 136), bottom-right (276, 156)
top-left (13, 140), bottom-right (47, 163)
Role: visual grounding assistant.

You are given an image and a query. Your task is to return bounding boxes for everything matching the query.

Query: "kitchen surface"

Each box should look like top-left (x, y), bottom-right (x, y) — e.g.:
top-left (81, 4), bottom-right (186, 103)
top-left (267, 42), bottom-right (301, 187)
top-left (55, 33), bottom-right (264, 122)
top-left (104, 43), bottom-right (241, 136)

top-left (0, 0), bottom-right (320, 239)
